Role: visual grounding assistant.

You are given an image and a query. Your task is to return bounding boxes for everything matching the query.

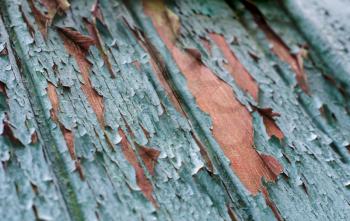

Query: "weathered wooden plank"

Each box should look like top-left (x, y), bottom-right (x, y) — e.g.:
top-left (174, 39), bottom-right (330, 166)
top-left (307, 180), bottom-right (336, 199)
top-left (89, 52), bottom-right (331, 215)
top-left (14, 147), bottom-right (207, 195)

top-left (130, 1), bottom-right (350, 220)
top-left (0, 15), bottom-right (71, 221)
top-left (0, 0), bottom-right (350, 220)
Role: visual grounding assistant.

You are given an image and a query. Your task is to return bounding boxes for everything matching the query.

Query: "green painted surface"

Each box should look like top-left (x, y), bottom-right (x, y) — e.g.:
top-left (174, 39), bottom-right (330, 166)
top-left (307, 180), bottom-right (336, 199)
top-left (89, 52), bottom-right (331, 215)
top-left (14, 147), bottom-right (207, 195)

top-left (0, 0), bottom-right (350, 220)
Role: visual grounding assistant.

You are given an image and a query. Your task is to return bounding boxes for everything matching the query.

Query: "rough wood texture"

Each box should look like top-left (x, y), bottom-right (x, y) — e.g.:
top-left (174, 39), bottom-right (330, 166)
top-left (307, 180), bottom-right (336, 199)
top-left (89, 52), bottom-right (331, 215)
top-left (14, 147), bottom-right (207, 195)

top-left (1, 0), bottom-right (350, 220)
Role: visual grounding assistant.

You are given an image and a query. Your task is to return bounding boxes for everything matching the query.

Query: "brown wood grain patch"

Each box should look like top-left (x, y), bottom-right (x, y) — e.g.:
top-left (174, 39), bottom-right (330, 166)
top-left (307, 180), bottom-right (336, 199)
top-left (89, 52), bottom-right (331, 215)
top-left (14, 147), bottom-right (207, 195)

top-left (210, 33), bottom-right (259, 100)
top-left (210, 33), bottom-right (284, 140)
top-left (260, 154), bottom-right (283, 177)
top-left (118, 128), bottom-right (157, 205)
top-left (58, 30), bottom-right (105, 127)
top-left (144, 0), bottom-right (277, 194)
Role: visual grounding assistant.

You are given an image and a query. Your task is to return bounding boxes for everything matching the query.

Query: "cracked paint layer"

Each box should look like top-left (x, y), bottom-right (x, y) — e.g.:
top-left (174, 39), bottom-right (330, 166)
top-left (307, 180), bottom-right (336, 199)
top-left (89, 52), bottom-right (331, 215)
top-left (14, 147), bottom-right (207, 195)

top-left (143, 0), bottom-right (278, 195)
top-left (1, 0), bottom-right (350, 221)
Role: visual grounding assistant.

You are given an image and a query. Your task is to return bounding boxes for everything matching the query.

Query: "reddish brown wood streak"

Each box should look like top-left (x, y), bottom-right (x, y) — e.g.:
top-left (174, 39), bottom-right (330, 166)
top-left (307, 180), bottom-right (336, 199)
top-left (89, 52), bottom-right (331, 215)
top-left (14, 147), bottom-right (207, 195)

top-left (191, 131), bottom-right (214, 173)
top-left (143, 0), bottom-right (281, 194)
top-left (31, 131), bottom-right (38, 144)
top-left (28, 0), bottom-right (48, 38)
top-left (47, 83), bottom-right (59, 122)
top-left (2, 121), bottom-right (23, 145)
top-left (118, 128), bottom-right (157, 205)
top-left (262, 117), bottom-right (284, 140)
top-left (47, 83), bottom-right (75, 158)
top-left (255, 107), bottom-right (284, 140)
top-left (58, 30), bottom-right (105, 127)
top-left (226, 205), bottom-right (239, 221)
top-left (210, 33), bottom-right (259, 100)
top-left (0, 82), bottom-right (7, 95)
top-left (57, 27), bottom-right (95, 53)
top-left (244, 1), bottom-right (309, 93)
top-left (135, 34), bottom-right (215, 173)
top-left (84, 19), bottom-right (116, 78)
top-left (138, 146), bottom-right (160, 176)
top-left (262, 187), bottom-right (283, 221)
top-left (148, 57), bottom-right (184, 114)
top-left (19, 5), bottom-right (35, 38)
top-left (126, 23), bottom-right (186, 116)
top-left (132, 60), bottom-right (141, 71)
top-left (267, 29), bottom-right (308, 93)
top-left (75, 159), bottom-right (85, 180)
top-left (61, 126), bottom-right (75, 159)
top-left (0, 45), bottom-right (8, 56)
top-left (28, 0), bottom-right (70, 38)
top-left (47, 82), bottom-right (84, 178)
top-left (133, 34), bottom-right (215, 172)
top-left (91, 0), bottom-right (105, 25)
top-left (260, 154), bottom-right (283, 177)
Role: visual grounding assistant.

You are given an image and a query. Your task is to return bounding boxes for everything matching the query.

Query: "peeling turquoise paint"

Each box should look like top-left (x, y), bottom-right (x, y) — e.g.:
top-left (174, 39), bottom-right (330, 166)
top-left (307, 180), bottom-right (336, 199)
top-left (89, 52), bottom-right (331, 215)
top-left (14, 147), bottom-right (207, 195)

top-left (0, 0), bottom-right (350, 220)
